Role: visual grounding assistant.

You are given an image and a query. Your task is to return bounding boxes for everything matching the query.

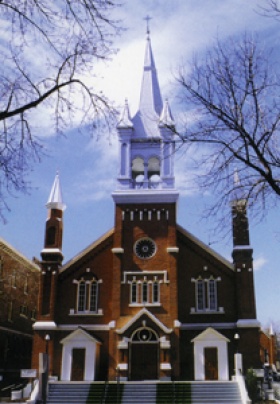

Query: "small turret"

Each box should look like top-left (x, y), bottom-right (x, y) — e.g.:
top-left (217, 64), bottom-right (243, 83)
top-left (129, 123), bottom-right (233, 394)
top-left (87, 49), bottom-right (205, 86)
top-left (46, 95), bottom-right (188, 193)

top-left (39, 173), bottom-right (66, 318)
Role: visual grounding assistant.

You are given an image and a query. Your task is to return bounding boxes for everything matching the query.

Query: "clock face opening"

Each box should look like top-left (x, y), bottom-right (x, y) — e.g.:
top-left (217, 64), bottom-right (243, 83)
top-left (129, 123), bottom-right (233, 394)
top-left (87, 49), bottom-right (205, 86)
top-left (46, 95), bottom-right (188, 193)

top-left (134, 238), bottom-right (156, 259)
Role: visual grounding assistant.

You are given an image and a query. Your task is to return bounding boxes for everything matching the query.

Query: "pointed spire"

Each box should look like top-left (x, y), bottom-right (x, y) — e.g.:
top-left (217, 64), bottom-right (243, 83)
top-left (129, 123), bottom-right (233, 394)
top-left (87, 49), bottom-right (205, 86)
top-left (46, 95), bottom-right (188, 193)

top-left (139, 34), bottom-right (163, 116)
top-left (46, 172), bottom-right (66, 211)
top-left (132, 26), bottom-right (163, 138)
top-left (159, 99), bottom-right (175, 127)
top-left (117, 99), bottom-right (133, 129)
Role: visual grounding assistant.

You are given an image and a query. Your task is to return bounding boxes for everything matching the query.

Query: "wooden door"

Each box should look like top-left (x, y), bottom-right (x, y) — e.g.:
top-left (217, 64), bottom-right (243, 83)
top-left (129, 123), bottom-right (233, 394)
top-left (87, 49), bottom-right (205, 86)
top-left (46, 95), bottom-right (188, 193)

top-left (130, 343), bottom-right (159, 380)
top-left (71, 348), bottom-right (86, 381)
top-left (204, 347), bottom-right (218, 380)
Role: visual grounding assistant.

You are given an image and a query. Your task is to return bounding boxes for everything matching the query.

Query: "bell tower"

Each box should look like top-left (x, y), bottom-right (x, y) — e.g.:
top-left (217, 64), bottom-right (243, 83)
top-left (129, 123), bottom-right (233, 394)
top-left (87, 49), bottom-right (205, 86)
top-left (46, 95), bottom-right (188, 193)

top-left (110, 28), bottom-right (180, 380)
top-left (231, 171), bottom-right (256, 320)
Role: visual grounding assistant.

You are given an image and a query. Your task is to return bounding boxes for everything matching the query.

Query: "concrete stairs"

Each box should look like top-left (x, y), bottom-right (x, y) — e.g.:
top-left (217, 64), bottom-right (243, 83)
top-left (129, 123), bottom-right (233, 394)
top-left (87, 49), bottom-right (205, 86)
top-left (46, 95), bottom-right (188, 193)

top-left (46, 380), bottom-right (243, 404)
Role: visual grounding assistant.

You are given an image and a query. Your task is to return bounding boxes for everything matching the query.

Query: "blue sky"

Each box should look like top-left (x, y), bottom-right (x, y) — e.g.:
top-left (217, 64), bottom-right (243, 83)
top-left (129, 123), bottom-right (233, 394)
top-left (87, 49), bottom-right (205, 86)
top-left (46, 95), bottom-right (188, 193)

top-left (2, 0), bottom-right (280, 327)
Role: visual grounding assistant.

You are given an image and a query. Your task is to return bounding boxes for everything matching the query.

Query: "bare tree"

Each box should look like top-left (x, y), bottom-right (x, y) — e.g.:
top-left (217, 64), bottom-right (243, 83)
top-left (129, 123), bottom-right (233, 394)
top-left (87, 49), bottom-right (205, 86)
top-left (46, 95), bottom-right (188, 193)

top-left (175, 34), bottom-right (280, 223)
top-left (0, 0), bottom-right (120, 217)
top-left (260, 0), bottom-right (280, 18)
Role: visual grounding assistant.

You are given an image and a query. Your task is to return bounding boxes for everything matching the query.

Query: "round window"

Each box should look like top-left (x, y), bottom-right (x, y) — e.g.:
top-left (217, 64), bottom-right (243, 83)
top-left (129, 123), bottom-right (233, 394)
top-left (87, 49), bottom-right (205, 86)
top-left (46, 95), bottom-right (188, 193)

top-left (134, 238), bottom-right (156, 259)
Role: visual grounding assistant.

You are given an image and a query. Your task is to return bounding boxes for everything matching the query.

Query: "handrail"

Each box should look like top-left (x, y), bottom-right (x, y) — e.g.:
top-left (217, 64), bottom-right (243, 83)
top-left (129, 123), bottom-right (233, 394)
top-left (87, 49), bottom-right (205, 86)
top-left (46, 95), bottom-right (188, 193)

top-left (234, 371), bottom-right (252, 404)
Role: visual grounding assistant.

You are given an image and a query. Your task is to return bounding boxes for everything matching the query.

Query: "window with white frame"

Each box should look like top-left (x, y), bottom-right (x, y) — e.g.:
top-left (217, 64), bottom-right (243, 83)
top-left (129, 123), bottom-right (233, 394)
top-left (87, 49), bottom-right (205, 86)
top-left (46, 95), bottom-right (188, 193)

top-left (129, 278), bottom-right (161, 305)
top-left (131, 280), bottom-right (138, 304)
top-left (75, 276), bottom-right (100, 313)
top-left (152, 280), bottom-right (160, 303)
top-left (194, 276), bottom-right (218, 312)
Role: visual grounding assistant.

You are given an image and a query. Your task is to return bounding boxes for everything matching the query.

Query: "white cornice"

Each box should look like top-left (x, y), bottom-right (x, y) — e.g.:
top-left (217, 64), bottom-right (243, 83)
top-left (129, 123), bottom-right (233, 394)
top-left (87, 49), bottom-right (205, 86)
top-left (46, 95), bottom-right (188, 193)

top-left (237, 319), bottom-right (261, 328)
top-left (112, 190), bottom-right (179, 204)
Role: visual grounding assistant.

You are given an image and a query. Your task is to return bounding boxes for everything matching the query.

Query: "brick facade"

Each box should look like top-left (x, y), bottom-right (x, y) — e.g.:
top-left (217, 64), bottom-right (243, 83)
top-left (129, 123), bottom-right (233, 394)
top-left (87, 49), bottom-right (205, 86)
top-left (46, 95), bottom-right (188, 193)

top-left (0, 239), bottom-right (40, 384)
top-left (31, 31), bottom-right (261, 383)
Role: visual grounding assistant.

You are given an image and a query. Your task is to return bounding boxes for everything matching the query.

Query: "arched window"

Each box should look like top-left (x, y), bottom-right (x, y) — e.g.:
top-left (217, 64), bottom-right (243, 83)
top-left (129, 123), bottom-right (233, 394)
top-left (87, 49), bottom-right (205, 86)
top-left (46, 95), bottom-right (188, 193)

top-left (77, 281), bottom-right (86, 312)
top-left (208, 279), bottom-right (217, 311)
top-left (121, 143), bottom-right (127, 175)
top-left (132, 327), bottom-right (158, 342)
top-left (132, 157), bottom-right (144, 180)
top-left (46, 226), bottom-right (56, 246)
top-left (148, 157), bottom-right (160, 178)
top-left (142, 281), bottom-right (148, 304)
top-left (196, 279), bottom-right (205, 311)
top-left (131, 281), bottom-right (138, 304)
top-left (76, 276), bottom-right (100, 313)
top-left (194, 277), bottom-right (218, 312)
top-left (89, 280), bottom-right (98, 312)
top-left (152, 281), bottom-right (160, 303)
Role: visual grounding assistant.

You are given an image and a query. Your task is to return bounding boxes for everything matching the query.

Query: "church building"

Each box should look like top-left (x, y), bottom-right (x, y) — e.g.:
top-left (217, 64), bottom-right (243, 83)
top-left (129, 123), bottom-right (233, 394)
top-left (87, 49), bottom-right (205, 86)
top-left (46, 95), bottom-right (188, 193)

top-left (31, 30), bottom-right (261, 382)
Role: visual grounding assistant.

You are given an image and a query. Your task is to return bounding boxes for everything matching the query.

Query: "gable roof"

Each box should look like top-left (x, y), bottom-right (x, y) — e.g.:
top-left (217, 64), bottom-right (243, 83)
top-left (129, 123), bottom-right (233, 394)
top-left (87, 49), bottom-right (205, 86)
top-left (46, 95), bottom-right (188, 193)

top-left (192, 327), bottom-right (230, 343)
top-left (0, 237), bottom-right (40, 272)
top-left (60, 327), bottom-right (101, 345)
top-left (177, 224), bottom-right (234, 271)
top-left (116, 308), bottom-right (172, 335)
top-left (60, 228), bottom-right (114, 274)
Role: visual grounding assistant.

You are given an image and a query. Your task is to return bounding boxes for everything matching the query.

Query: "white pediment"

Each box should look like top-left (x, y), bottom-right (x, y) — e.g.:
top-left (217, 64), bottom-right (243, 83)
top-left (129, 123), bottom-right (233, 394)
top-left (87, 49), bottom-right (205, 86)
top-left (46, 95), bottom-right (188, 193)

top-left (191, 327), bottom-right (230, 343)
top-left (60, 327), bottom-right (101, 345)
top-left (116, 308), bottom-right (172, 334)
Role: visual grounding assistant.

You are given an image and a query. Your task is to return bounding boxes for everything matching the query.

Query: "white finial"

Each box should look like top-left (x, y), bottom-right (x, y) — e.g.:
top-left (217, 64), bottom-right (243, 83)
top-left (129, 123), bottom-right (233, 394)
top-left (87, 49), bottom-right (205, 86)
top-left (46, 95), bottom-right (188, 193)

top-left (117, 99), bottom-right (133, 129)
top-left (159, 99), bottom-right (175, 127)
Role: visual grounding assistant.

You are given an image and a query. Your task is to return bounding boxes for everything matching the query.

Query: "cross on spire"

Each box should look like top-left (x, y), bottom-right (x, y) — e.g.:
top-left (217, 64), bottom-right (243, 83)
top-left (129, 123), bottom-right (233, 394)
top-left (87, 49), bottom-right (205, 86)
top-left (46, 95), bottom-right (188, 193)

top-left (144, 15), bottom-right (152, 35)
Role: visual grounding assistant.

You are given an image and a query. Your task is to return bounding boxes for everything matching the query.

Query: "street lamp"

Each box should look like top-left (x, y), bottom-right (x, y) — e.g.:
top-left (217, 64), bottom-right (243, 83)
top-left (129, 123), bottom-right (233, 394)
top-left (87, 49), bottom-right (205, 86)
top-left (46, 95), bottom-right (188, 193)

top-left (45, 334), bottom-right (50, 355)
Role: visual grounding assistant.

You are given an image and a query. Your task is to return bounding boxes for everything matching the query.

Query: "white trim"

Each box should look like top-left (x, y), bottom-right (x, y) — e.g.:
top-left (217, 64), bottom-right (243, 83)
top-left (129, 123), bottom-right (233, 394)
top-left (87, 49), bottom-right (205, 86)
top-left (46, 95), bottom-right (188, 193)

top-left (166, 247), bottom-right (179, 253)
top-left (111, 248), bottom-right (124, 254)
top-left (237, 319), bottom-right (261, 328)
top-left (41, 248), bottom-right (62, 254)
top-left (160, 363), bottom-right (172, 370)
top-left (60, 328), bottom-right (100, 381)
top-left (116, 308), bottom-right (172, 334)
top-left (192, 327), bottom-right (229, 381)
top-left (112, 190), bottom-right (179, 204)
top-left (180, 322), bottom-right (236, 330)
top-left (117, 363), bottom-right (128, 370)
top-left (122, 270), bottom-right (169, 284)
top-left (33, 321), bottom-right (57, 330)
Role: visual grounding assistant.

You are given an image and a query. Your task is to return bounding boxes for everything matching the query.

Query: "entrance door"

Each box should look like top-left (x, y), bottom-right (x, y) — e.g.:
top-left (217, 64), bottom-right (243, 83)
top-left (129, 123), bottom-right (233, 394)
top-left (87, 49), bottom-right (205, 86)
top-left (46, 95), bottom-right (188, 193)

top-left (204, 347), bottom-right (218, 380)
top-left (130, 342), bottom-right (159, 380)
top-left (71, 348), bottom-right (86, 381)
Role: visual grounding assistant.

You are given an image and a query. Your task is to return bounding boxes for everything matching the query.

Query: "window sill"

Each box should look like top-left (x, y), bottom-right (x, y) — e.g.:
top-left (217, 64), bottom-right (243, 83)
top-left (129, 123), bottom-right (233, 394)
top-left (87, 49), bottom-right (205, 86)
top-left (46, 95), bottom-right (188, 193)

top-left (69, 309), bottom-right (103, 316)
top-left (129, 303), bottom-right (161, 307)
top-left (190, 307), bottom-right (224, 314)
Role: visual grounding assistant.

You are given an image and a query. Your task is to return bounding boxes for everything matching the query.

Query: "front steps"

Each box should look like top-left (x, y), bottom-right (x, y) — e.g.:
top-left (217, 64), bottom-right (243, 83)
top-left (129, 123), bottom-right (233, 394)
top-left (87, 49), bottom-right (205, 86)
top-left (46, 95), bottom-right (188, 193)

top-left (46, 380), bottom-right (243, 404)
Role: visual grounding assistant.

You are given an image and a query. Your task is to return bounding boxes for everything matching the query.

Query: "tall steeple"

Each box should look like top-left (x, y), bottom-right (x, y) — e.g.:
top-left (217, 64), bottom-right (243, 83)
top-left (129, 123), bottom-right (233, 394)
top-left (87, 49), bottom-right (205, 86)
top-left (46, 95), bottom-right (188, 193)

top-left (39, 172), bottom-right (66, 319)
top-left (41, 172), bottom-right (66, 265)
top-left (113, 25), bottom-right (177, 203)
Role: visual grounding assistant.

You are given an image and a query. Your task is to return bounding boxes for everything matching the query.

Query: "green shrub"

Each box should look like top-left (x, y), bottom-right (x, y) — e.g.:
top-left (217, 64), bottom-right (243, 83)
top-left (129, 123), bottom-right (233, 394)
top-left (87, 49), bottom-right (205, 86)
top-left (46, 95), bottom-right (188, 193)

top-left (246, 368), bottom-right (259, 403)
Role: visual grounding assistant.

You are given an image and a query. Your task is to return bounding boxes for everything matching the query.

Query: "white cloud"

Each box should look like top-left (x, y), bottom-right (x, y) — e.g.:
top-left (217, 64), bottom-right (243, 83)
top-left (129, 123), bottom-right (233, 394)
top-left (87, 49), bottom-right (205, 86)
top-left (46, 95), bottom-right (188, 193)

top-left (254, 255), bottom-right (268, 271)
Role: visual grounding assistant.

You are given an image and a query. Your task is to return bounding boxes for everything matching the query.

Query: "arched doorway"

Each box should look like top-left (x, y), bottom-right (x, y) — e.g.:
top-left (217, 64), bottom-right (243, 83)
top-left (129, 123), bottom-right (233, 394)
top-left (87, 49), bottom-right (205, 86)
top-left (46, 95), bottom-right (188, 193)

top-left (129, 327), bottom-right (159, 380)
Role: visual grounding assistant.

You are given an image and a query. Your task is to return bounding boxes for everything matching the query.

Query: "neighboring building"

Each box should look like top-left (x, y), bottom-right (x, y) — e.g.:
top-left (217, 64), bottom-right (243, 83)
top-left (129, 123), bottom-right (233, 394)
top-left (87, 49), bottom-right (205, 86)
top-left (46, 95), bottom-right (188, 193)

top-left (31, 30), bottom-right (261, 382)
top-left (260, 326), bottom-right (278, 368)
top-left (0, 238), bottom-right (40, 383)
